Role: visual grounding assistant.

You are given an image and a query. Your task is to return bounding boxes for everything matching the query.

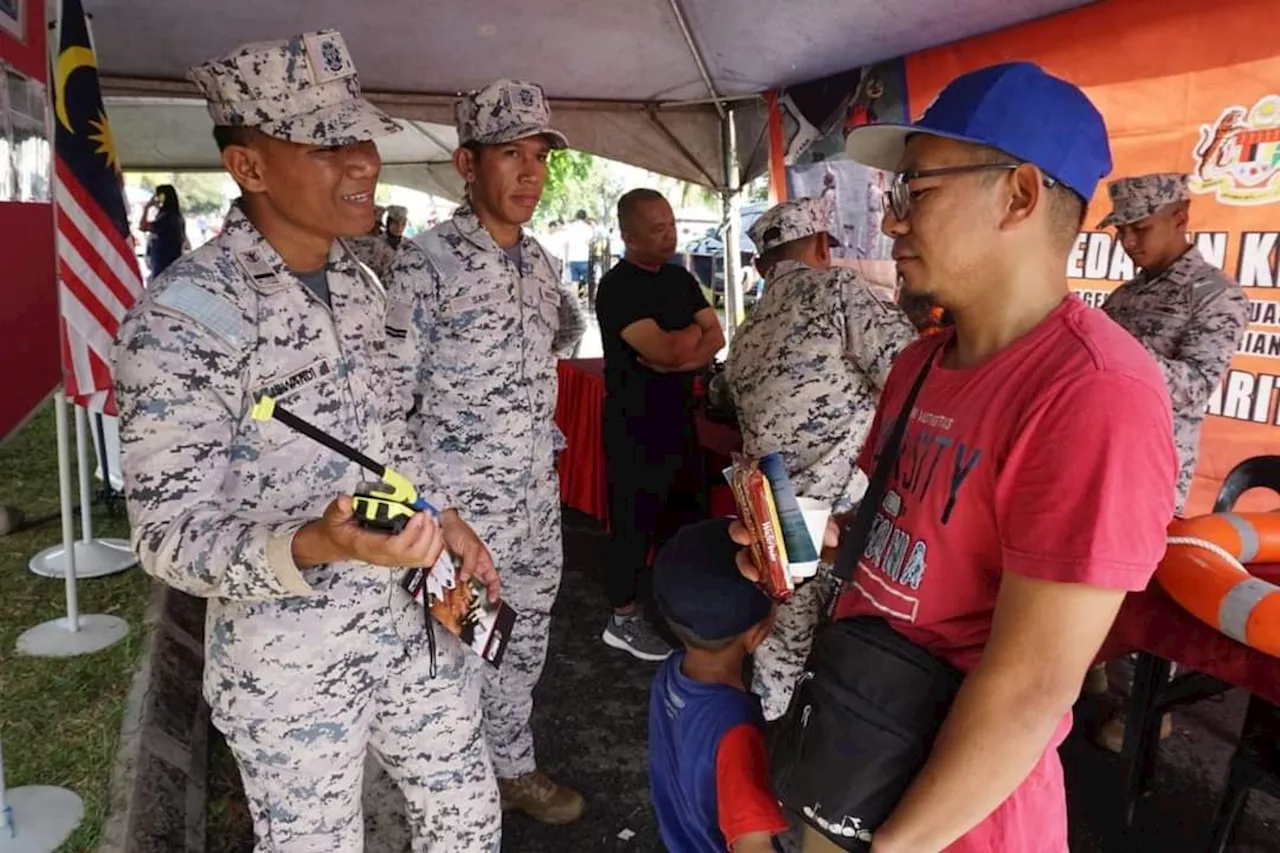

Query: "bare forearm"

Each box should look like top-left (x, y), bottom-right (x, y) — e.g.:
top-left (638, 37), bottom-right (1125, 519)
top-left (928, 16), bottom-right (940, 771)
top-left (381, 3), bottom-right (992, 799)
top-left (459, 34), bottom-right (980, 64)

top-left (872, 669), bottom-right (1070, 852)
top-left (291, 520), bottom-right (343, 568)
top-left (652, 338), bottom-right (720, 373)
top-left (647, 324), bottom-right (704, 368)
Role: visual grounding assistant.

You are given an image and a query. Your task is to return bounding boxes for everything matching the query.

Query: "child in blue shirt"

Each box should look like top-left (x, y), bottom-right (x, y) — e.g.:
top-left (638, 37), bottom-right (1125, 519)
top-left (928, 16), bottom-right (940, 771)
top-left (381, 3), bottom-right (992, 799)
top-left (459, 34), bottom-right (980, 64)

top-left (649, 518), bottom-right (789, 853)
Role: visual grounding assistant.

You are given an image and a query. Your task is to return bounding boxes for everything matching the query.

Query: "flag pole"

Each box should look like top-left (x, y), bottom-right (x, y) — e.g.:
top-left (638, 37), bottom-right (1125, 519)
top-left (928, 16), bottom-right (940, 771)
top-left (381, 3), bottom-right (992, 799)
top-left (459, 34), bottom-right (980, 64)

top-left (41, 400), bottom-right (135, 579)
top-left (17, 0), bottom-right (129, 659)
top-left (24, 0), bottom-right (132, 582)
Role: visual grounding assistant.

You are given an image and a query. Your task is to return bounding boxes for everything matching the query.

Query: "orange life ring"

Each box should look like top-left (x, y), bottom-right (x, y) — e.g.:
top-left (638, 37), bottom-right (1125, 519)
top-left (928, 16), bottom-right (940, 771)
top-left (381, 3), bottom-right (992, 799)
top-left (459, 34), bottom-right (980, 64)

top-left (1156, 513), bottom-right (1280, 657)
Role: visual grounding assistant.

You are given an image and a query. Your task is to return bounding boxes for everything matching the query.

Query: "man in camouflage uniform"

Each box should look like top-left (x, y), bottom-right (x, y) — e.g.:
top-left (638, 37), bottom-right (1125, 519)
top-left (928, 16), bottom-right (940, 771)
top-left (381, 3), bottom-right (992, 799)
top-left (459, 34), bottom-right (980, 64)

top-left (385, 205), bottom-right (410, 248)
top-left (386, 79), bottom-right (587, 824)
top-left (725, 196), bottom-right (915, 720)
top-left (111, 31), bottom-right (502, 852)
top-left (1101, 172), bottom-right (1249, 511)
top-left (1092, 172), bottom-right (1249, 751)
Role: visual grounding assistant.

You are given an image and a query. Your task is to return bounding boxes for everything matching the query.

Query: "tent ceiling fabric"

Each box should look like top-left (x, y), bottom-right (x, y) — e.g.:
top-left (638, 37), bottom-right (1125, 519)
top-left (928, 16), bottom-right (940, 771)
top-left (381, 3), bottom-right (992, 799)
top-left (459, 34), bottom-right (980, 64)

top-left (85, 0), bottom-right (1090, 188)
top-left (105, 96), bottom-right (468, 199)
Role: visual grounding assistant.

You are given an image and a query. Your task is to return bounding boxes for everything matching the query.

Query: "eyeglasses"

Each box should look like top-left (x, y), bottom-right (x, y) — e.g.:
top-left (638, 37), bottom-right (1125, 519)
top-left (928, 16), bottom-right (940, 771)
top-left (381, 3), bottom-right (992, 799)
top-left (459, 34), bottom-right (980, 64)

top-left (885, 163), bottom-right (1057, 221)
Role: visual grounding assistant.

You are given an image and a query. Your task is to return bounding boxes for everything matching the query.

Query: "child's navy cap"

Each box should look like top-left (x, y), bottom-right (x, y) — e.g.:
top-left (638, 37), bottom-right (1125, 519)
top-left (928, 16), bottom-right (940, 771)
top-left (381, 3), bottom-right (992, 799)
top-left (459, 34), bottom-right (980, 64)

top-left (654, 518), bottom-right (773, 642)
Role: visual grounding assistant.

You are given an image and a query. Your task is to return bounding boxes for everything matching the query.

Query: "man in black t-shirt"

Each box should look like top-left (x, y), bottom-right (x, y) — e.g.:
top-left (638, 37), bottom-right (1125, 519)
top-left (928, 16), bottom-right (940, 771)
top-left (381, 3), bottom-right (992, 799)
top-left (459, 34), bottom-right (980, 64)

top-left (595, 189), bottom-right (725, 661)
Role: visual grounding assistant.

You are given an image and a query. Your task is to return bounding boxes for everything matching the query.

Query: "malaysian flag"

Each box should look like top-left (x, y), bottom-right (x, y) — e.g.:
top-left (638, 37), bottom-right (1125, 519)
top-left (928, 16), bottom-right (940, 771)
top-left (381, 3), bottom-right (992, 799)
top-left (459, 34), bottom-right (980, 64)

top-left (52, 0), bottom-right (142, 414)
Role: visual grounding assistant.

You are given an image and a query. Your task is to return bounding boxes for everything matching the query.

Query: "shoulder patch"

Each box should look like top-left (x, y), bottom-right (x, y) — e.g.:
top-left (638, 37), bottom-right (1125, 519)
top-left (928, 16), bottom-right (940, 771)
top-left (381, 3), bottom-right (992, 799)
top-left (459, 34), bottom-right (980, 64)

top-left (153, 280), bottom-right (245, 347)
top-left (416, 231), bottom-right (462, 281)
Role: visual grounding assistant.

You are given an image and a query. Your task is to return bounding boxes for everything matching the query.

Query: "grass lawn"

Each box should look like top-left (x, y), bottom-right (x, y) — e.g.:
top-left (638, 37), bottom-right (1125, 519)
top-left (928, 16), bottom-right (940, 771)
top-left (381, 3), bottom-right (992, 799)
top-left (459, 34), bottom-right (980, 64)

top-left (0, 401), bottom-right (151, 852)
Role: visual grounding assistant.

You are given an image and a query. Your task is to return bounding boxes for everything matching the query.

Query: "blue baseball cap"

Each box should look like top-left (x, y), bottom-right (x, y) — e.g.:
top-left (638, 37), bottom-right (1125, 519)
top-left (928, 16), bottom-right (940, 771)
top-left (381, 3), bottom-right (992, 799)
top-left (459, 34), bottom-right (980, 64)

top-left (654, 518), bottom-right (773, 642)
top-left (845, 62), bottom-right (1112, 201)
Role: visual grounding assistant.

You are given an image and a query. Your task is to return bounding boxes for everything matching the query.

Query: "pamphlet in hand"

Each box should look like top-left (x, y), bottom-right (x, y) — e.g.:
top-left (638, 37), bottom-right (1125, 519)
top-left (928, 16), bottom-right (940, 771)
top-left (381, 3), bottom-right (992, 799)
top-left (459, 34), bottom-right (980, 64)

top-left (401, 554), bottom-right (517, 668)
top-left (727, 452), bottom-right (831, 601)
top-left (757, 453), bottom-right (820, 564)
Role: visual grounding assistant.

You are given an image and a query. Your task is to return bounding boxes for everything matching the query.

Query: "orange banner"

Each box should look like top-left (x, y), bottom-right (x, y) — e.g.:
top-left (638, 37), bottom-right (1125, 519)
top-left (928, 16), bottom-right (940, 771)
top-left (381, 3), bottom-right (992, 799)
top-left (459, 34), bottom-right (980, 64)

top-left (907, 0), bottom-right (1280, 514)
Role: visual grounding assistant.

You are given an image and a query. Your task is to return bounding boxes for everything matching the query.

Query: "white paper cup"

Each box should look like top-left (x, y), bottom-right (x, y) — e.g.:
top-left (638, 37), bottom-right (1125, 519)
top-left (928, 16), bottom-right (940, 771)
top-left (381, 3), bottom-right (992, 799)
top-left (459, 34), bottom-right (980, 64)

top-left (789, 497), bottom-right (832, 580)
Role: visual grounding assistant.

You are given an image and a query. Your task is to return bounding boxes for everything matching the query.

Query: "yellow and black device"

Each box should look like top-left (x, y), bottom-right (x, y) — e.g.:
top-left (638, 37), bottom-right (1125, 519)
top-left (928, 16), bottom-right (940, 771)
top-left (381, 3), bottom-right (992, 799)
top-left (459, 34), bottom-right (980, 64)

top-left (249, 396), bottom-right (440, 533)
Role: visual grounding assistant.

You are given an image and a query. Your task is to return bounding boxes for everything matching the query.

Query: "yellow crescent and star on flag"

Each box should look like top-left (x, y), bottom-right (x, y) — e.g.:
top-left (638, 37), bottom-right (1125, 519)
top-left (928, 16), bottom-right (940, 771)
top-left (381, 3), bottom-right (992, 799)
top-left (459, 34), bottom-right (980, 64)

top-left (55, 39), bottom-right (121, 174)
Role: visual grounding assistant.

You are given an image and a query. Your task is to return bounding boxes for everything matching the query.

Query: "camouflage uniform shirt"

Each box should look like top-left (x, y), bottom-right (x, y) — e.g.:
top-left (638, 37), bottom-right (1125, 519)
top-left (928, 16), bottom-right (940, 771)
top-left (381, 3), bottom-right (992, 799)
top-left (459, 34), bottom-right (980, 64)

top-left (1102, 246), bottom-right (1249, 511)
top-left (726, 260), bottom-right (916, 511)
top-left (113, 203), bottom-right (444, 717)
top-left (348, 234), bottom-right (400, 282)
top-left (386, 203), bottom-right (586, 504)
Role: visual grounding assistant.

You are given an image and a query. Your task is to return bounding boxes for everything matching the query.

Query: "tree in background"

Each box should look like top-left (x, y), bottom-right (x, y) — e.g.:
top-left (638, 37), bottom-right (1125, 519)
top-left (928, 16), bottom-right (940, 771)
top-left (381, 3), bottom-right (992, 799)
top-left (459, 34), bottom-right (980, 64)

top-left (539, 150), bottom-right (601, 224)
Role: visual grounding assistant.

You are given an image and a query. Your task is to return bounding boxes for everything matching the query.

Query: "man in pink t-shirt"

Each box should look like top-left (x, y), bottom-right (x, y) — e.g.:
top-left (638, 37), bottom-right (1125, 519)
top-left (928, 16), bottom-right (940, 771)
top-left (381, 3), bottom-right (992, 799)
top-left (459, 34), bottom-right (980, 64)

top-left (735, 62), bottom-right (1177, 853)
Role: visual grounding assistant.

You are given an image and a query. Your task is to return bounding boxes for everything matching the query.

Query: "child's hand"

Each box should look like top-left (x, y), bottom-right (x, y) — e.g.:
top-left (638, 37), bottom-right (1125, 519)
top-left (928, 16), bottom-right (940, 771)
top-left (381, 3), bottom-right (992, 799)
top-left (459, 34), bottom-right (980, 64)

top-left (820, 514), bottom-right (845, 564)
top-left (732, 512), bottom-right (847, 581)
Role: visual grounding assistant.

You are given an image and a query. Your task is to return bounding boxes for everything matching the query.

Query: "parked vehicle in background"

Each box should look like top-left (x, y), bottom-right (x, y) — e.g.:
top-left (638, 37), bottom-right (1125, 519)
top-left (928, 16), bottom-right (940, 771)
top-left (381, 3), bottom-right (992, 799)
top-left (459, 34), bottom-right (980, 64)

top-left (684, 201), bottom-right (769, 309)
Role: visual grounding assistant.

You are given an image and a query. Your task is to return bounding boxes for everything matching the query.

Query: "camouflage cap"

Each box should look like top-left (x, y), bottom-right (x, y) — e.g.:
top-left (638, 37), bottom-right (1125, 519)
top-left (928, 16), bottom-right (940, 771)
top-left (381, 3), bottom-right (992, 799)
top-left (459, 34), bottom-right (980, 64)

top-left (385, 205), bottom-right (408, 221)
top-left (1098, 172), bottom-right (1191, 228)
top-left (188, 30), bottom-right (401, 146)
top-left (747, 196), bottom-right (841, 254)
top-left (454, 79), bottom-right (569, 149)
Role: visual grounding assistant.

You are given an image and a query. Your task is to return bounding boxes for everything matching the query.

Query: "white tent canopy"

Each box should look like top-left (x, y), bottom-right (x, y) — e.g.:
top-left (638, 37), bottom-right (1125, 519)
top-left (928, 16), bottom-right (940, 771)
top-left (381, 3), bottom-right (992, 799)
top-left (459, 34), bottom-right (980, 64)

top-left (85, 0), bottom-right (1090, 194)
top-left (105, 96), bottom-right (468, 199)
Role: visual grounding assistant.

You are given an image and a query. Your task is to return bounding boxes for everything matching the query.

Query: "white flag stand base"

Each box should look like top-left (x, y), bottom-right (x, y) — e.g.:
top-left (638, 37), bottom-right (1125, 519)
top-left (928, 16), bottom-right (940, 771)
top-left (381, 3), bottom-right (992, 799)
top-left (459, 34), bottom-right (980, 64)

top-left (17, 395), bottom-right (131, 659)
top-left (15, 615), bottom-right (129, 658)
top-left (27, 539), bottom-right (136, 579)
top-left (0, 786), bottom-right (83, 853)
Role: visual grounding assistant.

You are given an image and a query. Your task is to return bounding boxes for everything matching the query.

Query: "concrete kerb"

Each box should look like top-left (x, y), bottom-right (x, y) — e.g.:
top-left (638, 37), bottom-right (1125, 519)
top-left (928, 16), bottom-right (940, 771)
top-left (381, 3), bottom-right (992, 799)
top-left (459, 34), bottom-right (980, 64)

top-left (97, 584), bottom-right (209, 853)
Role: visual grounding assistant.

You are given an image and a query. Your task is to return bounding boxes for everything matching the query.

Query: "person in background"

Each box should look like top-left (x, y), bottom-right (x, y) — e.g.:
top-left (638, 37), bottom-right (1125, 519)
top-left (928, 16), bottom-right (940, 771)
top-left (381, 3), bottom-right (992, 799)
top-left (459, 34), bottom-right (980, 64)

top-left (596, 188), bottom-right (724, 663)
top-left (563, 208), bottom-right (594, 292)
top-left (725, 195), bottom-right (915, 721)
top-left (1088, 172), bottom-right (1249, 750)
top-left (386, 77), bottom-right (587, 825)
top-left (649, 518), bottom-right (789, 853)
top-left (385, 204), bottom-right (409, 249)
top-left (1100, 173), bottom-right (1249, 516)
top-left (138, 183), bottom-right (186, 279)
top-left (349, 204), bottom-right (399, 280)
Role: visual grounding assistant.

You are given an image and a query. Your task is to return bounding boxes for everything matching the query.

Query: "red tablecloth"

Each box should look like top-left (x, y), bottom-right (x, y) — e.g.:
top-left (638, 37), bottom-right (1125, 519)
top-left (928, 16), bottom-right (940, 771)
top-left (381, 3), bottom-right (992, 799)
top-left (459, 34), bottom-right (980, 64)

top-left (1098, 563), bottom-right (1280, 705)
top-left (555, 359), bottom-right (609, 522)
top-left (554, 358), bottom-right (745, 523)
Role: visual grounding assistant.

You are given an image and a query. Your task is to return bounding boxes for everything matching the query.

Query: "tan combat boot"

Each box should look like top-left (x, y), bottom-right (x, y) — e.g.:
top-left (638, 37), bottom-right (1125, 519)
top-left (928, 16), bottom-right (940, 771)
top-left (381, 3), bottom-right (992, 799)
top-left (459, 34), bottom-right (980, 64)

top-left (498, 770), bottom-right (585, 825)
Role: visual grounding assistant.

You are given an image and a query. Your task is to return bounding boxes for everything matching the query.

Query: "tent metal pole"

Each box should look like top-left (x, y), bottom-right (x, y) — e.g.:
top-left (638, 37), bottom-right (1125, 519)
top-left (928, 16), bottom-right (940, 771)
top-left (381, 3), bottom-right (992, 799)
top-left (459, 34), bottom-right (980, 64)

top-left (665, 0), bottom-right (726, 120)
top-left (721, 106), bottom-right (742, 344)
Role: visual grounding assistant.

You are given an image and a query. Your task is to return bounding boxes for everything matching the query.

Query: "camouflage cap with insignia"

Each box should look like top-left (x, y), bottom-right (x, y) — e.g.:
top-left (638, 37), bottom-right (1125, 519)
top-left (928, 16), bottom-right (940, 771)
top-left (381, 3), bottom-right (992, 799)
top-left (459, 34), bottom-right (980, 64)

top-left (454, 79), bottom-right (569, 149)
top-left (747, 196), bottom-right (842, 254)
top-left (1098, 172), bottom-right (1191, 228)
top-left (188, 29), bottom-right (401, 146)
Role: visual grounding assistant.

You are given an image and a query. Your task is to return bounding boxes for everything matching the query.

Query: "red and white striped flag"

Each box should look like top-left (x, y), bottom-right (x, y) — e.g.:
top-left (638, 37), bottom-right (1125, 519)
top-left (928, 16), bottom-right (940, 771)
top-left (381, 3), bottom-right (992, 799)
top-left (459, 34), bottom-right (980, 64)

top-left (52, 0), bottom-right (143, 415)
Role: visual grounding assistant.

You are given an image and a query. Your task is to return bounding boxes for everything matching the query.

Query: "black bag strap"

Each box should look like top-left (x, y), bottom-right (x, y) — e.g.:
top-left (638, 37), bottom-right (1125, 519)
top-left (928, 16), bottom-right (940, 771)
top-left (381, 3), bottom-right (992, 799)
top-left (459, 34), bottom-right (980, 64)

top-left (832, 341), bottom-right (943, 583)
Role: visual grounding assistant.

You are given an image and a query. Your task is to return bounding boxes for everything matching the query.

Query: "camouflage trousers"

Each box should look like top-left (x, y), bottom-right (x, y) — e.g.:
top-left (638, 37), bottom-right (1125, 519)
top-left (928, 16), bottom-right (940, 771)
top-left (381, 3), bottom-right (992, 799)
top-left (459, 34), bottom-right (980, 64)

top-left (751, 567), bottom-right (839, 721)
top-left (473, 488), bottom-right (565, 779)
top-left (211, 625), bottom-right (500, 852)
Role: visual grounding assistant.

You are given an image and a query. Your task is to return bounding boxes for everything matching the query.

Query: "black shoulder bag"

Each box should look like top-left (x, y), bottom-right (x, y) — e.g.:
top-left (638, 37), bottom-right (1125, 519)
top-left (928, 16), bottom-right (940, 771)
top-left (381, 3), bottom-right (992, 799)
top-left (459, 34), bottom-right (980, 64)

top-left (769, 342), bottom-right (965, 850)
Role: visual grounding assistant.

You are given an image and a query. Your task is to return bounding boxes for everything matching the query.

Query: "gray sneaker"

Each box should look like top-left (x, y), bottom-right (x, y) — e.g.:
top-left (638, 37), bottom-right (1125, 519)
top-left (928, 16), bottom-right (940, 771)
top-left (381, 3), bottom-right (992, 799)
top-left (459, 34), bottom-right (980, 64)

top-left (602, 613), bottom-right (672, 661)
